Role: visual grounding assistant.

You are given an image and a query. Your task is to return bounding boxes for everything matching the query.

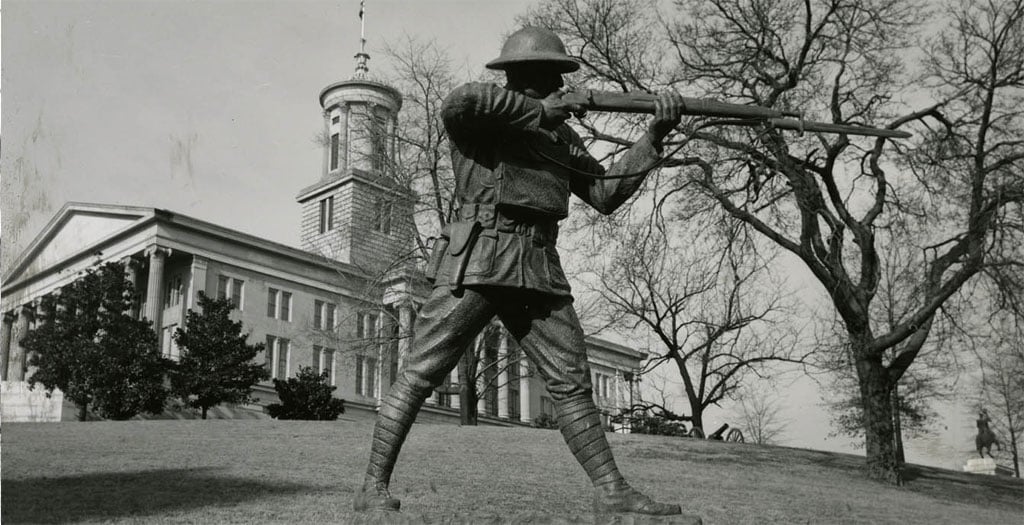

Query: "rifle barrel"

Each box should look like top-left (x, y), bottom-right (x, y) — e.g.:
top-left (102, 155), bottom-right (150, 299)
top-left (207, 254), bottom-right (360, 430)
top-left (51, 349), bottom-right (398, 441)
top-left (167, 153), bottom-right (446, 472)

top-left (765, 117), bottom-right (912, 139)
top-left (562, 89), bottom-right (912, 139)
top-left (562, 89), bottom-right (797, 120)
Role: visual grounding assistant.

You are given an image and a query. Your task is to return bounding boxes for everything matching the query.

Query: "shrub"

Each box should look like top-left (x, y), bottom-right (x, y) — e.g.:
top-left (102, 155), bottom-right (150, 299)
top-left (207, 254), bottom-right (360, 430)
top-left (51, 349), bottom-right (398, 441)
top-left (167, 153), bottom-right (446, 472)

top-left (532, 412), bottom-right (558, 429)
top-left (266, 367), bottom-right (345, 420)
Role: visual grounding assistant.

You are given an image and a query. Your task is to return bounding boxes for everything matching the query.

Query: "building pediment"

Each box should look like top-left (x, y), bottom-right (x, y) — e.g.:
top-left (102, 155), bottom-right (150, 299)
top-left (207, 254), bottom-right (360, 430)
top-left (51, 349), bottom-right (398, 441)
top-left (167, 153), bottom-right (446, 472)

top-left (2, 203), bottom-right (156, 286)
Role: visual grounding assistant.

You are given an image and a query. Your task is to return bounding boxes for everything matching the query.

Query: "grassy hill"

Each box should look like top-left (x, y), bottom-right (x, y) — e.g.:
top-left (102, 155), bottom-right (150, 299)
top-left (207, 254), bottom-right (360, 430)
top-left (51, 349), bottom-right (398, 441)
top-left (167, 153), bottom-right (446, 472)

top-left (2, 419), bottom-right (1021, 524)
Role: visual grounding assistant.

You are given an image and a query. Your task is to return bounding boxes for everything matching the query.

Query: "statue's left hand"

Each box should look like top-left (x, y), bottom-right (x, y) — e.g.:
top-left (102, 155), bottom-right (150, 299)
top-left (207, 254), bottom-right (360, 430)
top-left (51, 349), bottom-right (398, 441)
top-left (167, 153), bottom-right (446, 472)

top-left (647, 91), bottom-right (684, 144)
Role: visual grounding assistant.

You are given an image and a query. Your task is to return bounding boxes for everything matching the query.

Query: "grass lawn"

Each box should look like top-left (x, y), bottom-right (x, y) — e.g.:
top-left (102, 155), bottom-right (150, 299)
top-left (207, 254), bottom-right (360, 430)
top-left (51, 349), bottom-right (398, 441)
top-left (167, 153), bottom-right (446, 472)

top-left (2, 419), bottom-right (1021, 524)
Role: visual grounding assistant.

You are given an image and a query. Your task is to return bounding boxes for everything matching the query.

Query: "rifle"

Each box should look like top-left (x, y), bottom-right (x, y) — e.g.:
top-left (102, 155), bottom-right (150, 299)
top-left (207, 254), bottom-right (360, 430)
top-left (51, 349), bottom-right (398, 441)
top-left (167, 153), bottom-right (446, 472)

top-left (561, 88), bottom-right (911, 139)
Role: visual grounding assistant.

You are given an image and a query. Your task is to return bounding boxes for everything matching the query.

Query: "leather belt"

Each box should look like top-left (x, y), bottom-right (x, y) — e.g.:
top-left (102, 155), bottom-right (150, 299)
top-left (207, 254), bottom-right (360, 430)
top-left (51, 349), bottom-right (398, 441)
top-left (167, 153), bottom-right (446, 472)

top-left (457, 203), bottom-right (558, 244)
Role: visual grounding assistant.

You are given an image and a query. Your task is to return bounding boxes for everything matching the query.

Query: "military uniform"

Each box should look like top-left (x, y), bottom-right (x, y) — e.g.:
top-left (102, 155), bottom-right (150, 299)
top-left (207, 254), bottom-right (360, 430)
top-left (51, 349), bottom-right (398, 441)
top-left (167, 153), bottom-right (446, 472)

top-left (393, 81), bottom-right (663, 398)
top-left (356, 26), bottom-right (689, 520)
top-left (428, 82), bottom-right (662, 296)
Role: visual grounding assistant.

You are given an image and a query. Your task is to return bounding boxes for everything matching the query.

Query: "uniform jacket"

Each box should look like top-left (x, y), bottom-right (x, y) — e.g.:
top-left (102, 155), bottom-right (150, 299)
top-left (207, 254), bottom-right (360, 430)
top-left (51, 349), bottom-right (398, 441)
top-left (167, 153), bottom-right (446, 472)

top-left (427, 82), bottom-right (663, 296)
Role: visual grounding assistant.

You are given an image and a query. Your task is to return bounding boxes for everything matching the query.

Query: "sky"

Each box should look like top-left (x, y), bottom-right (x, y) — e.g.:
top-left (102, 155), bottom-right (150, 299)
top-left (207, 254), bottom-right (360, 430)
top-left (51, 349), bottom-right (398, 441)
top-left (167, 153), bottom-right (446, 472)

top-left (1, 1), bottom-right (980, 467)
top-left (1, 0), bottom-right (535, 272)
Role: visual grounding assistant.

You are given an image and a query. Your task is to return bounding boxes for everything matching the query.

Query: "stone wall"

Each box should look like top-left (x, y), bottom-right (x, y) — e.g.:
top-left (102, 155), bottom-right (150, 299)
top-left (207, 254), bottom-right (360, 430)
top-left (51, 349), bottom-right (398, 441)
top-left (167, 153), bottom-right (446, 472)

top-left (1, 381), bottom-right (63, 422)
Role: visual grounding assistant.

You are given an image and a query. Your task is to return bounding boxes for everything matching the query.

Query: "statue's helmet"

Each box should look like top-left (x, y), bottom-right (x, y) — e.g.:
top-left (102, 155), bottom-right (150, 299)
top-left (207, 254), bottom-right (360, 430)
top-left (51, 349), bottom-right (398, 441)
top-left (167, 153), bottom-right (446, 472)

top-left (485, 26), bottom-right (580, 73)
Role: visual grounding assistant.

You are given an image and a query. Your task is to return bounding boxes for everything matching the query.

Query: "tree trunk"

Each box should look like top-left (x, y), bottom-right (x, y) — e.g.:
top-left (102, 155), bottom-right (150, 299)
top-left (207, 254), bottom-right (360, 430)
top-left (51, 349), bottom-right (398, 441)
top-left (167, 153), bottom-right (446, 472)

top-left (691, 406), bottom-right (705, 436)
top-left (458, 352), bottom-right (478, 426)
top-left (857, 354), bottom-right (903, 484)
top-left (202, 406), bottom-right (208, 420)
top-left (1010, 426), bottom-right (1020, 479)
top-left (891, 384), bottom-right (905, 465)
top-left (77, 402), bottom-right (88, 422)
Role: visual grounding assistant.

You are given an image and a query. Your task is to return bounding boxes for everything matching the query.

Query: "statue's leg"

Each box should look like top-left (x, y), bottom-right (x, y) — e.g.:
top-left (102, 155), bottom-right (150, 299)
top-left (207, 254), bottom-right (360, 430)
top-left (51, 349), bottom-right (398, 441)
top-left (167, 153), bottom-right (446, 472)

top-left (354, 287), bottom-right (497, 512)
top-left (498, 294), bottom-right (696, 520)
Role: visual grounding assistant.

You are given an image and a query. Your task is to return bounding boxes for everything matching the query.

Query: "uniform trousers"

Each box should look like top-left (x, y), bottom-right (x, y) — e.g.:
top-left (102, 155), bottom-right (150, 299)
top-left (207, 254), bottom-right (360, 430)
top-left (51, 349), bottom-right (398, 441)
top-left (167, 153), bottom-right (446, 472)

top-left (402, 285), bottom-right (593, 399)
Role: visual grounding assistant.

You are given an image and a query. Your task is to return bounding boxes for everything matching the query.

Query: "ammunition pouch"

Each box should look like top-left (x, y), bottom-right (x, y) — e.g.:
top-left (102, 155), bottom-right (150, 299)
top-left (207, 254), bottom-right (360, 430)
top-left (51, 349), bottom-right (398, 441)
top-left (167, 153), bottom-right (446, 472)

top-left (424, 236), bottom-right (448, 284)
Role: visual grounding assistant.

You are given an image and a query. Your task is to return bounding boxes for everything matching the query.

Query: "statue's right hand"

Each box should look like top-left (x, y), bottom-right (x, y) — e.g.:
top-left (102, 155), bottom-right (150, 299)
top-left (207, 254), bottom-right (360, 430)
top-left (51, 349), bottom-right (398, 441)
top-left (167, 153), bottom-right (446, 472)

top-left (540, 89), bottom-right (583, 130)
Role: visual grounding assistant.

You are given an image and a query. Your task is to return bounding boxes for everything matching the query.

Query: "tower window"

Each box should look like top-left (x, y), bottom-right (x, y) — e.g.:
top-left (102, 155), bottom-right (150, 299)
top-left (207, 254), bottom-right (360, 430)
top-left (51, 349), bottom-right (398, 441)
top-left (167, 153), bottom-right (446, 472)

top-left (373, 198), bottom-right (393, 234)
top-left (319, 196), bottom-right (334, 234)
top-left (329, 133), bottom-right (340, 171)
top-left (332, 115), bottom-right (340, 124)
top-left (371, 115), bottom-right (388, 171)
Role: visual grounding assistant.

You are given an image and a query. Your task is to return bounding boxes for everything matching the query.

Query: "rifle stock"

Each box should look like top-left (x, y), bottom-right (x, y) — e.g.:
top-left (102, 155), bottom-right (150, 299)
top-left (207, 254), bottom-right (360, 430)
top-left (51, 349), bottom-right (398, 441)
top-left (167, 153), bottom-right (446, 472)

top-left (561, 88), bottom-right (911, 139)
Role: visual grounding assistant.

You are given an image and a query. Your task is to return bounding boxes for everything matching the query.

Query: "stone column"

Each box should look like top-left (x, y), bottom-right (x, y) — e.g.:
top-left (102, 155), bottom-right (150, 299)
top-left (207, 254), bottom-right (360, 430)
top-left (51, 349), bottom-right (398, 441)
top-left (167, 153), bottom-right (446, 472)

top-left (187, 255), bottom-right (208, 311)
top-left (123, 256), bottom-right (141, 319)
top-left (341, 103), bottom-right (350, 170)
top-left (144, 246), bottom-right (169, 348)
top-left (322, 110), bottom-right (331, 174)
top-left (519, 356), bottom-right (532, 423)
top-left (376, 342), bottom-right (385, 401)
top-left (1, 311), bottom-right (14, 380)
top-left (7, 305), bottom-right (33, 381)
top-left (497, 331), bottom-right (510, 419)
top-left (475, 334), bottom-right (487, 415)
top-left (397, 303), bottom-right (413, 371)
top-left (449, 368), bottom-right (460, 410)
top-left (389, 116), bottom-right (398, 165)
top-left (24, 299), bottom-right (43, 380)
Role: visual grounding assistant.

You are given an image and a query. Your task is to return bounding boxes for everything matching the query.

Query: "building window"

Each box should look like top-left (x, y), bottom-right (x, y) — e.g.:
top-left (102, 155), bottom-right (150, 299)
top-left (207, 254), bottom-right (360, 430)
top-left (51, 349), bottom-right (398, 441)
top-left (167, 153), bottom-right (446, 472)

top-left (332, 115), bottom-right (340, 125)
top-left (217, 275), bottom-right (244, 310)
top-left (389, 353), bottom-right (398, 387)
top-left (314, 300), bottom-right (337, 330)
top-left (277, 338), bottom-right (290, 379)
top-left (280, 291), bottom-right (291, 321)
top-left (164, 274), bottom-right (183, 308)
top-left (266, 335), bottom-right (290, 379)
top-left (356, 312), bottom-right (379, 339)
top-left (509, 389), bottom-right (520, 420)
top-left (319, 196), bottom-right (334, 234)
top-left (366, 356), bottom-right (377, 397)
top-left (355, 354), bottom-right (378, 397)
top-left (372, 198), bottom-right (393, 234)
top-left (314, 346), bottom-right (336, 386)
top-left (329, 133), bottom-right (340, 171)
top-left (266, 288), bottom-right (292, 321)
top-left (355, 355), bottom-right (364, 395)
top-left (540, 396), bottom-right (555, 417)
top-left (267, 288), bottom-right (278, 317)
top-left (163, 325), bottom-right (180, 360)
top-left (592, 373), bottom-right (613, 400)
top-left (507, 351), bottom-right (520, 380)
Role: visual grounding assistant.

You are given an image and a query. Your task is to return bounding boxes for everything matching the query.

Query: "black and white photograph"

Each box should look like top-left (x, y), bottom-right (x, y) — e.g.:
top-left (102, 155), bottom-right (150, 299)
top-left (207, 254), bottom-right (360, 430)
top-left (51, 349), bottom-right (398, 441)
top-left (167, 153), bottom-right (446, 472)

top-left (1, 1), bottom-right (1022, 523)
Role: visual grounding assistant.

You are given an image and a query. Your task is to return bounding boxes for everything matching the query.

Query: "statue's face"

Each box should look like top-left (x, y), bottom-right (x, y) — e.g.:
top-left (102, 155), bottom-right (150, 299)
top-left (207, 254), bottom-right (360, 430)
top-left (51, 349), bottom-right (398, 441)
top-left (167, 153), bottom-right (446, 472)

top-left (505, 63), bottom-right (565, 98)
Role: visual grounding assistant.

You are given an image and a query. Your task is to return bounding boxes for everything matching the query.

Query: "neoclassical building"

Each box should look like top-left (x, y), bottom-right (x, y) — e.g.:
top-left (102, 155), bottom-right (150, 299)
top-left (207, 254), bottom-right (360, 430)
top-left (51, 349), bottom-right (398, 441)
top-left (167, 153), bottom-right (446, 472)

top-left (0, 60), bottom-right (645, 426)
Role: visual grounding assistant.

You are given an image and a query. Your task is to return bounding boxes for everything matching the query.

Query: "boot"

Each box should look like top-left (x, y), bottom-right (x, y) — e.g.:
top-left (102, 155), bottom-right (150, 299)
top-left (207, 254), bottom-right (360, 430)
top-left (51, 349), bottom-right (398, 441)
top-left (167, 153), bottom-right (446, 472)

top-left (353, 378), bottom-right (429, 512)
top-left (352, 482), bottom-right (401, 512)
top-left (555, 394), bottom-right (687, 517)
top-left (593, 479), bottom-right (689, 517)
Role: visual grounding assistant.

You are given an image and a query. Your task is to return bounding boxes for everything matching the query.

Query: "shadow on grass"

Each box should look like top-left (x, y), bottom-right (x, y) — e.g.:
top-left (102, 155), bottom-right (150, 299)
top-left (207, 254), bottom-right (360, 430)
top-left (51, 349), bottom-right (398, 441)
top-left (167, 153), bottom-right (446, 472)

top-left (2, 467), bottom-right (316, 524)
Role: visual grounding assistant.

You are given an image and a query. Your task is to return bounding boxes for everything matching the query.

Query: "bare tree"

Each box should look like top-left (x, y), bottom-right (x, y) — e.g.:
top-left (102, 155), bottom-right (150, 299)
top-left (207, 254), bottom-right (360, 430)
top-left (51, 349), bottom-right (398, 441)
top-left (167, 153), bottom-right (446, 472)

top-left (976, 314), bottom-right (1024, 477)
top-left (586, 212), bottom-right (808, 432)
top-left (526, 0), bottom-right (1024, 484)
top-left (733, 384), bottom-right (788, 445)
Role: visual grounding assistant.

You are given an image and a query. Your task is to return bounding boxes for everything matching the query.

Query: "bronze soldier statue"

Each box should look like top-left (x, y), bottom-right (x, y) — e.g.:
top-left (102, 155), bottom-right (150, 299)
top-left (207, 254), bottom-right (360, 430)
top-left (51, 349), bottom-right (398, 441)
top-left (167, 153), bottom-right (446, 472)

top-left (976, 408), bottom-right (1002, 458)
top-left (354, 26), bottom-right (694, 519)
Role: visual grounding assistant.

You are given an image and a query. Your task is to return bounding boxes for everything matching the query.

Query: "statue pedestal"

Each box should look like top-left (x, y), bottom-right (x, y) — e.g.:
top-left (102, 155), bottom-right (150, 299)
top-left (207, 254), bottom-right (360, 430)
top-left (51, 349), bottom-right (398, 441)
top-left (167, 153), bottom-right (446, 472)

top-left (963, 457), bottom-right (998, 475)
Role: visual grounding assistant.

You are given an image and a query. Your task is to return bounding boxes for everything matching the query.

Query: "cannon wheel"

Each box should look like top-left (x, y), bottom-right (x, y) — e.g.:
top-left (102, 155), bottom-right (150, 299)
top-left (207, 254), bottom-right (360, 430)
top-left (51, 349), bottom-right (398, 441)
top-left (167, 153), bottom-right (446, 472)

top-left (725, 428), bottom-right (745, 443)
